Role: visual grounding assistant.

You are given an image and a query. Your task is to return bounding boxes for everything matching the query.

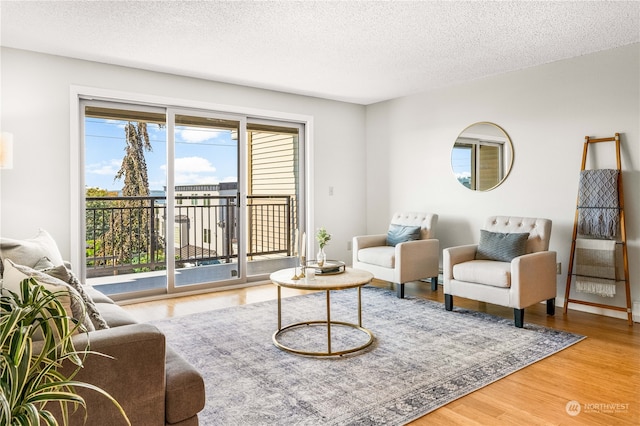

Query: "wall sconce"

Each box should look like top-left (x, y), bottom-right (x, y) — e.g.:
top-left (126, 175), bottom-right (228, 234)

top-left (0, 132), bottom-right (14, 169)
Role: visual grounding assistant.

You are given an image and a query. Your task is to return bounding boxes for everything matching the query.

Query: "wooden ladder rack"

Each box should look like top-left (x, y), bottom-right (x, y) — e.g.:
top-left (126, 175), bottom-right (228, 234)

top-left (563, 133), bottom-right (632, 325)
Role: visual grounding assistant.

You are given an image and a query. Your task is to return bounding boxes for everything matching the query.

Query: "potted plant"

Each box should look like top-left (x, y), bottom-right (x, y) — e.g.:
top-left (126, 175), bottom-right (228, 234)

top-left (0, 277), bottom-right (129, 425)
top-left (315, 227), bottom-right (332, 267)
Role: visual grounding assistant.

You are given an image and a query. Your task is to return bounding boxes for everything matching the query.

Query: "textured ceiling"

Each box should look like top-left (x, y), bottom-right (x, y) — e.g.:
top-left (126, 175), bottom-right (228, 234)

top-left (1, 1), bottom-right (639, 105)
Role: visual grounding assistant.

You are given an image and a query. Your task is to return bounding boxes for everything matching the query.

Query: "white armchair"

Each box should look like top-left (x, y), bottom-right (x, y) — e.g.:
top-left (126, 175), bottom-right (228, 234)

top-left (443, 216), bottom-right (557, 328)
top-left (352, 212), bottom-right (439, 298)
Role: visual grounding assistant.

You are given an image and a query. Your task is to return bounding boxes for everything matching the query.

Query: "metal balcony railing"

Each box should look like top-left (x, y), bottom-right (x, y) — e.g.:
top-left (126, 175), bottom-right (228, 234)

top-left (85, 194), bottom-right (296, 278)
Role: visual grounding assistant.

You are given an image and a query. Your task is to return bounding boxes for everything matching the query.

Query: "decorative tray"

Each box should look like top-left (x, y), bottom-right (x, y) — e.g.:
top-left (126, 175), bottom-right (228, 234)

top-left (306, 260), bottom-right (346, 275)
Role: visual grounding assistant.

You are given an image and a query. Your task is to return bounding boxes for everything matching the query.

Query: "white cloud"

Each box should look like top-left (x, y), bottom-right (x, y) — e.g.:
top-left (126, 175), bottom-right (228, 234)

top-left (104, 119), bottom-right (126, 130)
top-left (174, 173), bottom-right (220, 185)
top-left (175, 156), bottom-right (216, 173)
top-left (161, 156), bottom-right (219, 185)
top-left (149, 179), bottom-right (166, 189)
top-left (86, 159), bottom-right (121, 175)
top-left (178, 128), bottom-right (223, 143)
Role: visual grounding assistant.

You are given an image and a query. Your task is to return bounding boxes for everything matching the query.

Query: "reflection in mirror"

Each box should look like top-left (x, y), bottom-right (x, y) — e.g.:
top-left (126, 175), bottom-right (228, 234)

top-left (451, 122), bottom-right (513, 191)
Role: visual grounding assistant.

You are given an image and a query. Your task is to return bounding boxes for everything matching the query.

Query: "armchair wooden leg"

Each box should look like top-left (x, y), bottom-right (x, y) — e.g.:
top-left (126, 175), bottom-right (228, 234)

top-left (514, 309), bottom-right (524, 328)
top-left (547, 298), bottom-right (556, 316)
top-left (430, 277), bottom-right (438, 291)
top-left (396, 283), bottom-right (405, 299)
top-left (445, 294), bottom-right (453, 311)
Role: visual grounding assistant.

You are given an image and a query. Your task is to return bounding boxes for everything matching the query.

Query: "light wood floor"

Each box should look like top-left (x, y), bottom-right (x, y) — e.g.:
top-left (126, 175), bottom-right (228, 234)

top-left (123, 280), bottom-right (640, 425)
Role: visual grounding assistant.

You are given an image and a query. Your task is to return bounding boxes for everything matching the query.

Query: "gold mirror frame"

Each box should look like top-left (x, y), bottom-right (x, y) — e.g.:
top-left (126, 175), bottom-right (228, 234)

top-left (451, 122), bottom-right (514, 191)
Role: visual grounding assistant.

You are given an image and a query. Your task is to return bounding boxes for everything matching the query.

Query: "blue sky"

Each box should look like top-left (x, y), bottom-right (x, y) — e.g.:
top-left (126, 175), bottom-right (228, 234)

top-left (85, 118), bottom-right (238, 192)
top-left (451, 146), bottom-right (471, 180)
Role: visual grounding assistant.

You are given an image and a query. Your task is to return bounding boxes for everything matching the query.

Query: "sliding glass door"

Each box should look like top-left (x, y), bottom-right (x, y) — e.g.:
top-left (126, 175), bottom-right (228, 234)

top-left (82, 100), bottom-right (304, 299)
top-left (168, 111), bottom-right (242, 290)
top-left (245, 121), bottom-right (304, 277)
top-left (84, 103), bottom-right (169, 295)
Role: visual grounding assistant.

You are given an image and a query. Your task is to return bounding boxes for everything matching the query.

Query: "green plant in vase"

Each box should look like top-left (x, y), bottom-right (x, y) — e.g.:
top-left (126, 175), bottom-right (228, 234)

top-left (315, 227), bottom-right (331, 267)
top-left (0, 278), bottom-right (130, 426)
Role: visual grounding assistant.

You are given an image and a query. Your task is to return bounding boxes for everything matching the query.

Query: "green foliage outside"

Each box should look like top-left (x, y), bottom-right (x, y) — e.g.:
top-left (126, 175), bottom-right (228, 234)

top-left (85, 122), bottom-right (165, 273)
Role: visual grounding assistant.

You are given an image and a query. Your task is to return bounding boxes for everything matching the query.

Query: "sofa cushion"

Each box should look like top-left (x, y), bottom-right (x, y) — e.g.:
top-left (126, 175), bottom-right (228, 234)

top-left (452, 259), bottom-right (512, 288)
top-left (357, 246), bottom-right (395, 268)
top-left (95, 302), bottom-right (139, 327)
top-left (386, 224), bottom-right (421, 247)
top-left (84, 286), bottom-right (116, 304)
top-left (475, 230), bottom-right (529, 262)
top-left (165, 347), bottom-right (206, 424)
top-left (0, 229), bottom-right (65, 276)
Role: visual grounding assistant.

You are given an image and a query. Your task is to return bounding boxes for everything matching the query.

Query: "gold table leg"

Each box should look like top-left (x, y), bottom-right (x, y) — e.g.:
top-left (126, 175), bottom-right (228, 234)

top-left (358, 286), bottom-right (362, 327)
top-left (326, 290), bottom-right (331, 355)
top-left (277, 285), bottom-right (282, 330)
top-left (273, 286), bottom-right (374, 357)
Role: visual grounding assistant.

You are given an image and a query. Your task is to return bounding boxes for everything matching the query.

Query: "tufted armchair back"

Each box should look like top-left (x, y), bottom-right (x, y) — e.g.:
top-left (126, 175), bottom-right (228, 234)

top-left (483, 216), bottom-right (552, 254)
top-left (391, 212), bottom-right (438, 240)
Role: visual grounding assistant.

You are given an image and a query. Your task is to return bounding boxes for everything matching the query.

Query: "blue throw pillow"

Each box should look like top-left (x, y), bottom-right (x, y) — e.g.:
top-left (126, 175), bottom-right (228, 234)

top-left (475, 230), bottom-right (530, 262)
top-left (386, 224), bottom-right (421, 247)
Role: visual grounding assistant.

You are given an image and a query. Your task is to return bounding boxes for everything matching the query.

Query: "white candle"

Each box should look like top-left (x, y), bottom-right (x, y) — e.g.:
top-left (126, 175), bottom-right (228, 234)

top-left (301, 231), bottom-right (306, 260)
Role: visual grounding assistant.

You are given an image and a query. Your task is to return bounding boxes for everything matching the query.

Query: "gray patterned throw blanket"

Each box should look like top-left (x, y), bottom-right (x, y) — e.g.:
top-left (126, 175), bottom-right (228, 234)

top-left (577, 169), bottom-right (619, 238)
top-left (575, 238), bottom-right (617, 297)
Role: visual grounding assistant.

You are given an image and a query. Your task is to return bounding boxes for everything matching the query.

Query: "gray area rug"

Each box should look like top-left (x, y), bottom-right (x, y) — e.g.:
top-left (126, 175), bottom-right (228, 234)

top-left (151, 286), bottom-right (585, 425)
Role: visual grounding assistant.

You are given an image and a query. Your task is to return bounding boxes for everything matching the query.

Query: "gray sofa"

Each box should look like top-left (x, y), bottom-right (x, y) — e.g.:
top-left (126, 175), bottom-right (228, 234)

top-left (1, 229), bottom-right (205, 425)
top-left (57, 285), bottom-right (206, 426)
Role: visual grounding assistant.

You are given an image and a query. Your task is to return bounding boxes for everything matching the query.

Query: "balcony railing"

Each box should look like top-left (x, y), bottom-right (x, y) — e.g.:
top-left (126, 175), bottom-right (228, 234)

top-left (85, 194), bottom-right (296, 278)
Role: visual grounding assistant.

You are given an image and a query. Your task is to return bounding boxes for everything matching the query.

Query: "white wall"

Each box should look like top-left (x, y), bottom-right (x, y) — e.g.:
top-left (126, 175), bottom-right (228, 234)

top-left (0, 47), bottom-right (367, 266)
top-left (2, 44), bottom-right (638, 320)
top-left (365, 43), bottom-right (640, 320)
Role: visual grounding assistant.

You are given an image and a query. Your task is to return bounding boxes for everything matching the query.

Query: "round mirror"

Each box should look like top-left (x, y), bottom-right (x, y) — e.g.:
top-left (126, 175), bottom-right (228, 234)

top-left (451, 122), bottom-right (513, 191)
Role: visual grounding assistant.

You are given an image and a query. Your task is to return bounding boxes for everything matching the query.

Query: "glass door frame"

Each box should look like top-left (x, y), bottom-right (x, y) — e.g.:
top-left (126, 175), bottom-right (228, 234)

top-left (166, 108), bottom-right (247, 293)
top-left (79, 99), bottom-right (167, 289)
top-left (71, 87), bottom-right (314, 301)
top-left (245, 118), bottom-right (306, 279)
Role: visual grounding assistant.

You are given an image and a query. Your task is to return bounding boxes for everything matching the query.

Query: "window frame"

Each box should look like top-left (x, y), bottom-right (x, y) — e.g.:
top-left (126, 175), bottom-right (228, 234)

top-left (70, 86), bottom-right (314, 299)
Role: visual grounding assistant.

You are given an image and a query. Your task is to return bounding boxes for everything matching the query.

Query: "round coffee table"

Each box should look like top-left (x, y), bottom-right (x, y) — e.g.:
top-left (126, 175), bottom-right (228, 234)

top-left (270, 267), bottom-right (375, 357)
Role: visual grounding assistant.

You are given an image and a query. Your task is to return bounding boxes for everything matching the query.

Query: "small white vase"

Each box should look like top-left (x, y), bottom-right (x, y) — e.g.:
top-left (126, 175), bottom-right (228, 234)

top-left (317, 247), bottom-right (327, 267)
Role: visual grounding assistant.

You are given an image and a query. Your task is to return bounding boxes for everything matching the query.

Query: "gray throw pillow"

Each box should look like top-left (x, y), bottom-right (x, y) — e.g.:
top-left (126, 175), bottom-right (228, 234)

top-left (21, 257), bottom-right (109, 331)
top-left (386, 224), bottom-right (421, 247)
top-left (3, 259), bottom-right (95, 333)
top-left (475, 230), bottom-right (530, 262)
top-left (0, 229), bottom-right (65, 276)
top-left (43, 264), bottom-right (110, 331)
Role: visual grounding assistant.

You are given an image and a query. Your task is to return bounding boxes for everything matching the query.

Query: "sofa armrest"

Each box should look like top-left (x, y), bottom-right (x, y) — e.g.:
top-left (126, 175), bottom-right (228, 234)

top-left (165, 347), bottom-right (205, 424)
top-left (510, 251), bottom-right (557, 309)
top-left (352, 234), bottom-right (387, 265)
top-left (443, 244), bottom-right (478, 289)
top-left (443, 244), bottom-right (478, 269)
top-left (353, 234), bottom-right (387, 250)
top-left (56, 324), bottom-right (167, 426)
top-left (394, 238), bottom-right (439, 283)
